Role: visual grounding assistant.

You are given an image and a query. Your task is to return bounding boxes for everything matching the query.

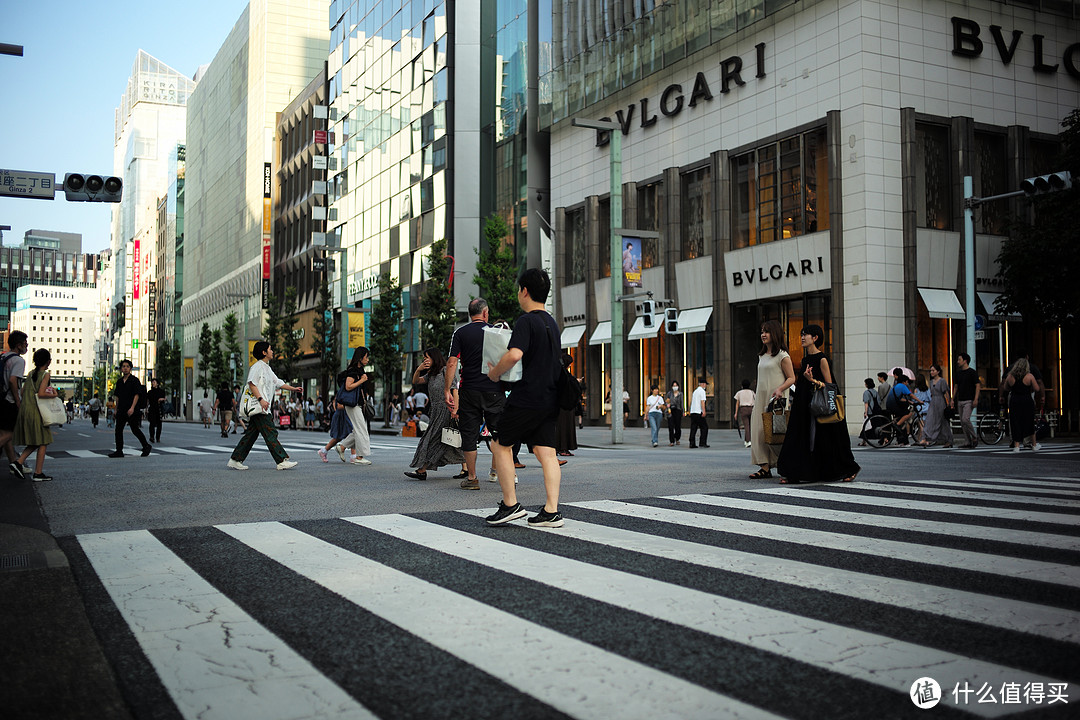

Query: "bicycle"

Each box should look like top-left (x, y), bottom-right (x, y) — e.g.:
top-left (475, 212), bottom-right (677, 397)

top-left (978, 407), bottom-right (1008, 446)
top-left (861, 410), bottom-right (924, 449)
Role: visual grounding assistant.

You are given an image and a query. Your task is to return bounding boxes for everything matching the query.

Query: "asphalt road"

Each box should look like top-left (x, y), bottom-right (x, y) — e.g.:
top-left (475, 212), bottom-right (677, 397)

top-left (2, 417), bottom-right (1078, 720)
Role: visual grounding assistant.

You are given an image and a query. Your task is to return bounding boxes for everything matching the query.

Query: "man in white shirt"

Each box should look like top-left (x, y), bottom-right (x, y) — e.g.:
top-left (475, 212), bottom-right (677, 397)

top-left (688, 377), bottom-right (710, 448)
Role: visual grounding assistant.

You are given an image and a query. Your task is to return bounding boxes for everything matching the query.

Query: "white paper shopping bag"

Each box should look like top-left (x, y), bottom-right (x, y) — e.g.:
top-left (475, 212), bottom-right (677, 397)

top-left (482, 323), bottom-right (521, 382)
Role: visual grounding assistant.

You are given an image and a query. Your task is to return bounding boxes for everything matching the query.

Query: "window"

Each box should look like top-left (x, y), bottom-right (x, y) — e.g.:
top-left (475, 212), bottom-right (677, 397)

top-left (973, 132), bottom-right (1007, 235)
top-left (915, 123), bottom-right (952, 230)
top-left (681, 165), bottom-right (711, 259)
top-left (635, 182), bottom-right (661, 268)
top-left (732, 128), bottom-right (829, 248)
top-left (565, 208), bottom-right (586, 285)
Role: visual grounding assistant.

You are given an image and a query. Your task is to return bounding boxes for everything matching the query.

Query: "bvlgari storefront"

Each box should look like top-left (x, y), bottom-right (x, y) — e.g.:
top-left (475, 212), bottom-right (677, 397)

top-left (549, 0), bottom-right (1079, 429)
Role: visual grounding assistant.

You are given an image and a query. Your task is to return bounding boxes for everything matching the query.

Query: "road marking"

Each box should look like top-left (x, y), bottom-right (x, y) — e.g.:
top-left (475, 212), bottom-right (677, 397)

top-left (670, 493), bottom-right (1080, 551)
top-left (570, 500), bottom-right (1079, 588)
top-left (355, 513), bottom-right (1063, 718)
top-left (899, 479), bottom-right (1080, 496)
top-left (66, 449), bottom-right (104, 459)
top-left (746, 487), bottom-right (1080, 527)
top-left (219, 520), bottom-right (774, 720)
top-left (195, 445), bottom-right (233, 452)
top-left (78, 530), bottom-right (378, 720)
top-left (149, 446), bottom-right (211, 455)
top-left (833, 482), bottom-right (1080, 508)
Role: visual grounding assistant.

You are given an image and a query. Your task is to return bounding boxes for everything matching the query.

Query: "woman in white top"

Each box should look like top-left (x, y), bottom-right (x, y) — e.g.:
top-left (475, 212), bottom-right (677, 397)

top-left (644, 385), bottom-right (666, 447)
top-left (228, 341), bottom-right (302, 470)
top-left (749, 319), bottom-right (796, 479)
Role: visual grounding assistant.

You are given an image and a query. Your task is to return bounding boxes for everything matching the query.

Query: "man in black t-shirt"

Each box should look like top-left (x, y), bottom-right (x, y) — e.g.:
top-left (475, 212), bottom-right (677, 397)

top-left (145, 378), bottom-right (167, 443)
top-left (213, 382), bottom-right (235, 438)
top-left (109, 360), bottom-right (152, 458)
top-left (952, 353), bottom-right (982, 448)
top-left (445, 298), bottom-right (504, 489)
top-left (484, 268), bottom-right (564, 528)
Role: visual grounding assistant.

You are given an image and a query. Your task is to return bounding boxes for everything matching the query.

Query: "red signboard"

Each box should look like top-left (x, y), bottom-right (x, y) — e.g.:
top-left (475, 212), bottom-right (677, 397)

top-left (314, 130), bottom-right (327, 145)
top-left (133, 239), bottom-right (141, 300)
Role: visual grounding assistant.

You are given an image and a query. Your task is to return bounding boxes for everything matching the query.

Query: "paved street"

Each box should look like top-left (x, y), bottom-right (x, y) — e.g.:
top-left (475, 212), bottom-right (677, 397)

top-left (2, 418), bottom-right (1078, 719)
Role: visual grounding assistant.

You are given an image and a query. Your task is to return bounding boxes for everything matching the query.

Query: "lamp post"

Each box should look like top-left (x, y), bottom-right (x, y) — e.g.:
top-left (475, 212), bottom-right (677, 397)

top-left (571, 117), bottom-right (623, 444)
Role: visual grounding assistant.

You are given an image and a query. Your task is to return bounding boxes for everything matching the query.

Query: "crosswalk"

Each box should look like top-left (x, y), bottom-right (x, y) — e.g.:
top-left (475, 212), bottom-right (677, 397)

top-left (45, 439), bottom-right (415, 460)
top-left (863, 442), bottom-right (1080, 456)
top-left (60, 477), bottom-right (1078, 719)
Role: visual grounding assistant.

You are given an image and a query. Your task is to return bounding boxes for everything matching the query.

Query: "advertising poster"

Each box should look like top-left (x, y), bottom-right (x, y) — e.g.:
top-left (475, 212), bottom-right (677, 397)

top-left (622, 237), bottom-right (642, 288)
top-left (348, 311), bottom-right (366, 349)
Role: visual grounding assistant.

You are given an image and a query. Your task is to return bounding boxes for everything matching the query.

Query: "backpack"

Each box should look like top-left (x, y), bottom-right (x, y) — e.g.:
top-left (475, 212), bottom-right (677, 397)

top-left (0, 352), bottom-right (18, 403)
top-left (542, 317), bottom-right (580, 412)
top-left (884, 385), bottom-right (904, 414)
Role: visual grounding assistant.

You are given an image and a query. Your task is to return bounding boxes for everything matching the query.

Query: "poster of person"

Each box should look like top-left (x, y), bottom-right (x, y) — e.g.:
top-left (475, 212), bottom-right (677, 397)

top-left (622, 237), bottom-right (642, 288)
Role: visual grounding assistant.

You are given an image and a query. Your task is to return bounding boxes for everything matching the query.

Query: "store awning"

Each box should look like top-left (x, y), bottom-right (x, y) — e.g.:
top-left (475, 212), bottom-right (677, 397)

top-left (671, 306), bottom-right (714, 334)
top-left (627, 316), bottom-right (662, 341)
top-left (588, 321), bottom-right (611, 346)
top-left (917, 288), bottom-right (965, 319)
top-left (560, 324), bottom-right (587, 348)
top-left (977, 292), bottom-right (1020, 320)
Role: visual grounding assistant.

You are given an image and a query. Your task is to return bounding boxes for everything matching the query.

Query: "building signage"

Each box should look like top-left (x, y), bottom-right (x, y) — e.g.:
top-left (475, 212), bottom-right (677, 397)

top-left (348, 272), bottom-right (380, 297)
top-left (0, 169), bottom-right (55, 200)
top-left (314, 130), bottom-right (327, 144)
top-left (147, 281), bottom-right (157, 342)
top-left (313, 155), bottom-right (328, 170)
top-left (723, 233), bottom-right (832, 304)
top-left (951, 17), bottom-right (1080, 80)
top-left (262, 162), bottom-right (272, 309)
top-left (593, 43), bottom-right (766, 146)
top-left (133, 238), bottom-right (141, 300)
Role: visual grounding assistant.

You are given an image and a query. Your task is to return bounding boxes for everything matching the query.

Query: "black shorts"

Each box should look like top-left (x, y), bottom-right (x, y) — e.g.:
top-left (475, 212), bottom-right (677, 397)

top-left (495, 403), bottom-right (557, 450)
top-left (0, 399), bottom-right (16, 432)
top-left (457, 389), bottom-right (504, 452)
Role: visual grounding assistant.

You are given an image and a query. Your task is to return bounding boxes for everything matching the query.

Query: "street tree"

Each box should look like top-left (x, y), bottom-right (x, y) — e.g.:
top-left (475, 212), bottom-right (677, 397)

top-left (369, 272), bottom-right (404, 422)
top-left (996, 108), bottom-right (1080, 329)
top-left (197, 323), bottom-right (213, 391)
top-left (419, 237), bottom-right (457, 352)
top-left (262, 298), bottom-right (283, 370)
top-left (312, 278), bottom-right (338, 399)
top-left (155, 340), bottom-right (182, 396)
top-left (210, 329), bottom-right (229, 390)
top-left (476, 213), bottom-right (521, 326)
top-left (221, 313), bottom-right (243, 385)
top-left (278, 286), bottom-right (301, 383)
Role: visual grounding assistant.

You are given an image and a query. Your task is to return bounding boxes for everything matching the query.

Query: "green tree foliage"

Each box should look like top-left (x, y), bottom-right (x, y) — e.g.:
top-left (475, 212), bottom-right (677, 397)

top-left (476, 213), bottom-right (521, 326)
top-left (369, 272), bottom-right (404, 410)
top-left (197, 323), bottom-right (213, 391)
top-left (419, 237), bottom-right (457, 352)
top-left (996, 109), bottom-right (1080, 328)
top-left (210, 329), bottom-right (229, 390)
top-left (312, 278), bottom-right (339, 398)
top-left (221, 313), bottom-right (242, 382)
top-left (155, 340), bottom-right (182, 395)
top-left (262, 298), bottom-right (282, 361)
top-left (278, 286), bottom-right (301, 383)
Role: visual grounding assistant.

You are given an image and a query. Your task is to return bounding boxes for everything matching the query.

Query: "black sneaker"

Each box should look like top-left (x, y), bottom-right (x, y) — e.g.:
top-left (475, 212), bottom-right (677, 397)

top-left (141, 446), bottom-right (152, 457)
top-left (527, 508), bottom-right (564, 528)
top-left (9, 462), bottom-right (25, 480)
top-left (108, 451), bottom-right (124, 458)
top-left (32, 473), bottom-right (52, 482)
top-left (485, 501), bottom-right (528, 525)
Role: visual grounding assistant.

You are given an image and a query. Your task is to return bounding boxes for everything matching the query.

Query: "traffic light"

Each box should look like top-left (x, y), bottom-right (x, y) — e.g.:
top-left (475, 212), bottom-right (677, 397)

top-left (64, 173), bottom-right (123, 202)
top-left (665, 307), bottom-right (678, 333)
top-left (1019, 171), bottom-right (1072, 197)
top-left (115, 301), bottom-right (126, 329)
top-left (641, 300), bottom-right (655, 328)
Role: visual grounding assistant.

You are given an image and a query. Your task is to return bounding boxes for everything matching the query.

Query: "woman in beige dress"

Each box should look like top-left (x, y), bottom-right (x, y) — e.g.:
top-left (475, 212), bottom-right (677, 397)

top-left (749, 319), bottom-right (796, 479)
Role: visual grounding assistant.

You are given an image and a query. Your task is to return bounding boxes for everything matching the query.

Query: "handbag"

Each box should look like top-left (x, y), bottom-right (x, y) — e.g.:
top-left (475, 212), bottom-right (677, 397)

top-left (39, 396), bottom-right (67, 427)
top-left (361, 394), bottom-right (375, 422)
top-left (810, 382), bottom-right (841, 418)
top-left (441, 420), bottom-right (462, 448)
top-left (816, 394), bottom-right (846, 424)
top-left (761, 397), bottom-right (788, 444)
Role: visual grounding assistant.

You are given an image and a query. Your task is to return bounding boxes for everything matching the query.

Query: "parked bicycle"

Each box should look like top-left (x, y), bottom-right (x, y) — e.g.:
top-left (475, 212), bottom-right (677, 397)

top-left (978, 407), bottom-right (1008, 446)
top-left (861, 411), bottom-right (924, 449)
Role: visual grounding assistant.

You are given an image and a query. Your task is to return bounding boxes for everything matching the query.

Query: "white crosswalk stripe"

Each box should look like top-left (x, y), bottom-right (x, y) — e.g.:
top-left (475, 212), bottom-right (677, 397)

top-left (70, 477), bottom-right (1078, 720)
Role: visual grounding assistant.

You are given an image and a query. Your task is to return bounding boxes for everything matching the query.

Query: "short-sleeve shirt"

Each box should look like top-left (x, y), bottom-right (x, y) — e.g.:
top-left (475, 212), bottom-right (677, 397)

top-left (448, 320), bottom-right (501, 393)
top-left (216, 389), bottom-right (235, 412)
top-left (954, 367), bottom-right (980, 401)
top-left (733, 389), bottom-right (755, 406)
top-left (147, 387), bottom-right (167, 417)
top-left (2, 353), bottom-right (25, 404)
top-left (113, 375), bottom-right (146, 414)
top-left (248, 360), bottom-right (285, 405)
top-left (506, 310), bottom-right (561, 410)
top-left (646, 394), bottom-right (665, 413)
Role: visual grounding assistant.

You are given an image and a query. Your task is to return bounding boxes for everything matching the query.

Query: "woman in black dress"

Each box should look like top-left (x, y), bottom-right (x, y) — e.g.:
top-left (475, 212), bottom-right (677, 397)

top-left (776, 324), bottom-right (860, 484)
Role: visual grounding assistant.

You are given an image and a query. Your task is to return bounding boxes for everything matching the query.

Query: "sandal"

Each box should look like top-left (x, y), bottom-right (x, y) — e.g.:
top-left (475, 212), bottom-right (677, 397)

top-left (452, 470), bottom-right (468, 479)
top-left (842, 472), bottom-right (859, 482)
top-left (779, 478), bottom-right (802, 485)
top-left (748, 468), bottom-right (773, 479)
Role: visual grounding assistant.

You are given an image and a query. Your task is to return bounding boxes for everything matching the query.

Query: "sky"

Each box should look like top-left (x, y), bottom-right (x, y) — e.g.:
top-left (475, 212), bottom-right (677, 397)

top-left (0, 0), bottom-right (253, 253)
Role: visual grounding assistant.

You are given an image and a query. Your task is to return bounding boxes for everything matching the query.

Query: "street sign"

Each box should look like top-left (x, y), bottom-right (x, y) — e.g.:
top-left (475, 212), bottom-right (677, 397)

top-left (0, 169), bottom-right (56, 199)
top-left (974, 314), bottom-right (984, 331)
top-left (974, 330), bottom-right (985, 341)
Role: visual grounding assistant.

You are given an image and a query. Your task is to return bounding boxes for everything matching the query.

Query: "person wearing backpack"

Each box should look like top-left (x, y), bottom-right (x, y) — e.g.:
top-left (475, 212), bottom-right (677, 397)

top-left (0, 331), bottom-right (29, 478)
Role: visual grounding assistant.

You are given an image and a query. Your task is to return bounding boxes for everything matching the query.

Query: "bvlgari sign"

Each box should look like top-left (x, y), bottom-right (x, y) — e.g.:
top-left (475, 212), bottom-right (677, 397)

top-left (724, 233), bottom-right (832, 304)
top-left (951, 17), bottom-right (1080, 80)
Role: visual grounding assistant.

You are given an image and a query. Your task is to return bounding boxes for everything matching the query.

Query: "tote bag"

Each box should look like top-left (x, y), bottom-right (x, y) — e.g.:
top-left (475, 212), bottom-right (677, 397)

top-left (39, 396), bottom-right (67, 427)
top-left (481, 323), bottom-right (521, 382)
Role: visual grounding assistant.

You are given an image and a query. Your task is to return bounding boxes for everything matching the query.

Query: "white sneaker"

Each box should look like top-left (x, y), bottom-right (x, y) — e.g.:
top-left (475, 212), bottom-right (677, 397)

top-left (744, 441), bottom-right (752, 448)
top-left (276, 460), bottom-right (298, 470)
top-left (1032, 443), bottom-right (1040, 452)
top-left (487, 468), bottom-right (498, 482)
top-left (1012, 446), bottom-right (1020, 453)
top-left (227, 459), bottom-right (249, 470)
top-left (335, 446), bottom-right (346, 462)
top-left (353, 457), bottom-right (372, 465)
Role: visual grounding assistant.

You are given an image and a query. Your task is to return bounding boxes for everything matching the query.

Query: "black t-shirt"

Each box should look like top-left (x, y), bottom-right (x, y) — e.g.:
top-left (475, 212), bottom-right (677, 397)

top-left (506, 310), bottom-right (560, 411)
top-left (147, 387), bottom-right (167, 417)
top-left (954, 367), bottom-right (980, 401)
top-left (113, 375), bottom-right (145, 415)
top-left (448, 320), bottom-right (501, 393)
top-left (215, 389), bottom-right (234, 412)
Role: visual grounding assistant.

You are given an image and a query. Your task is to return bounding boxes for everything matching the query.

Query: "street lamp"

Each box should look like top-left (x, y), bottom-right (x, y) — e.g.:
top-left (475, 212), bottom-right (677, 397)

top-left (571, 117), bottom-right (623, 444)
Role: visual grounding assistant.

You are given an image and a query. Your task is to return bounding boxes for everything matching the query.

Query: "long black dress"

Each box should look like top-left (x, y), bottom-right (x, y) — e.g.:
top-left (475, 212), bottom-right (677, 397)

top-left (776, 352), bottom-right (860, 483)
